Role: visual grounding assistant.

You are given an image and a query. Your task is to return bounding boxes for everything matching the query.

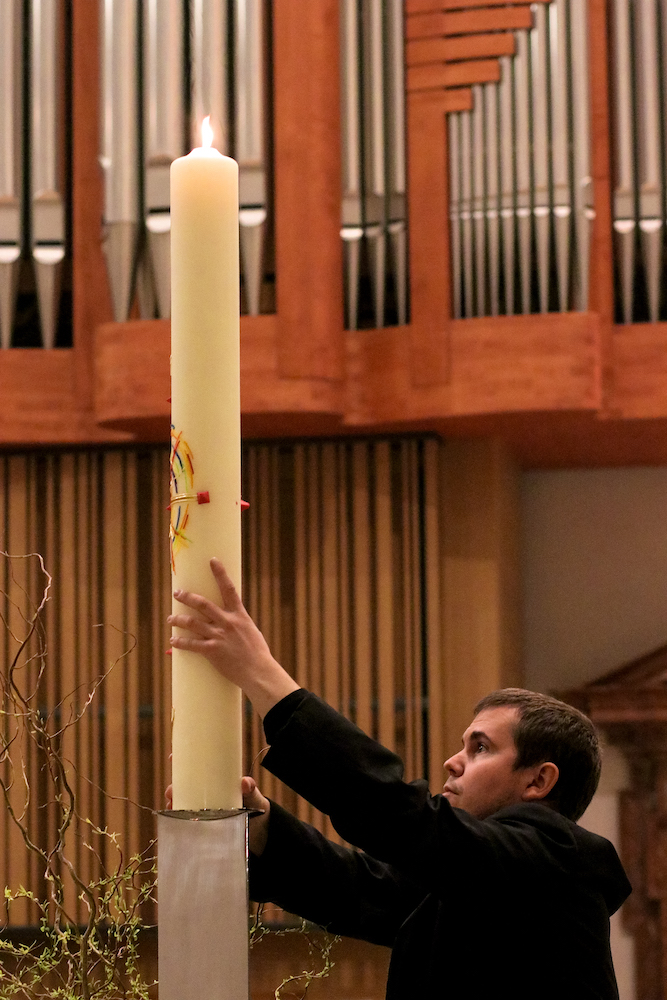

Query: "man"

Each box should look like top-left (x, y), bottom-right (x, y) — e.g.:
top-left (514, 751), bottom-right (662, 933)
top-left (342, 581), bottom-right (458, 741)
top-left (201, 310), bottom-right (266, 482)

top-left (169, 559), bottom-right (631, 1000)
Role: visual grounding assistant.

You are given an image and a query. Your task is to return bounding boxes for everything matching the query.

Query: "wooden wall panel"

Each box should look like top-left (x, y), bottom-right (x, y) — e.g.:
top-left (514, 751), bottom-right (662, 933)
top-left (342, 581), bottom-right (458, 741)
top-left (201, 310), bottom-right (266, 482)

top-left (0, 450), bottom-right (169, 926)
top-left (0, 436), bottom-right (520, 929)
top-left (439, 439), bottom-right (522, 760)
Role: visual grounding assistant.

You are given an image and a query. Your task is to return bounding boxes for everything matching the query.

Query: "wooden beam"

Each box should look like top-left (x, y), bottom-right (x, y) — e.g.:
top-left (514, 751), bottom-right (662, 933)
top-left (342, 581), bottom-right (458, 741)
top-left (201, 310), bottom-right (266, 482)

top-left (406, 95), bottom-right (451, 385)
top-left (407, 0), bottom-right (539, 11)
top-left (408, 58), bottom-right (501, 91)
top-left (272, 0), bottom-right (345, 382)
top-left (407, 33), bottom-right (516, 65)
top-left (406, 6), bottom-right (534, 39)
top-left (587, 0), bottom-right (615, 414)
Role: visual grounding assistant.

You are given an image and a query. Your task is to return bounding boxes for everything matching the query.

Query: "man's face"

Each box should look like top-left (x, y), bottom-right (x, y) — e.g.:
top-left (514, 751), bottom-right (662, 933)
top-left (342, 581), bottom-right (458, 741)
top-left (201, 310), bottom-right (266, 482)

top-left (443, 706), bottom-right (535, 819)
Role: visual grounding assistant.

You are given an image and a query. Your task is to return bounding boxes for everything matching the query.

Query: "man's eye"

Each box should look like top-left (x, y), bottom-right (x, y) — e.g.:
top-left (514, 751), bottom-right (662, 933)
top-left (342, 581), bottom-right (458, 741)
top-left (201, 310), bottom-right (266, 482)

top-left (475, 743), bottom-right (487, 753)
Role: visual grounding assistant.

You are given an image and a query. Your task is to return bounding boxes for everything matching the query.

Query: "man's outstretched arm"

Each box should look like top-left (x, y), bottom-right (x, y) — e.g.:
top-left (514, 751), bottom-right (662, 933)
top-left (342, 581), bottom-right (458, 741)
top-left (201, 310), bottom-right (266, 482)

top-left (168, 557), bottom-right (299, 718)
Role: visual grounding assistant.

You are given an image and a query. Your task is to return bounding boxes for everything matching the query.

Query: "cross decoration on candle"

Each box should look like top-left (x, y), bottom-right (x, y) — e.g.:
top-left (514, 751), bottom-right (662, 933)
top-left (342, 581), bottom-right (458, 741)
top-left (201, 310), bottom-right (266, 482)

top-left (169, 116), bottom-right (243, 812)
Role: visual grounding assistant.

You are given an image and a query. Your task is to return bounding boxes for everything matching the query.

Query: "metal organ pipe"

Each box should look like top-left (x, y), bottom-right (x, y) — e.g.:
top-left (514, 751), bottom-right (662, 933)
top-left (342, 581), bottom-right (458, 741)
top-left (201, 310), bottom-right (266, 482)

top-left (611, 0), bottom-right (636, 323)
top-left (549, 0), bottom-right (572, 313)
top-left (190, 0), bottom-right (229, 154)
top-left (0, 0), bottom-right (23, 349)
top-left (235, 0), bottom-right (268, 317)
top-left (362, 0), bottom-right (388, 328)
top-left (608, 0), bottom-right (667, 323)
top-left (447, 0), bottom-right (593, 319)
top-left (514, 28), bottom-right (532, 315)
top-left (31, 0), bottom-right (65, 349)
top-left (386, 0), bottom-right (407, 326)
top-left (531, 2), bottom-right (550, 313)
top-left (340, 0), bottom-right (408, 330)
top-left (142, 0), bottom-right (186, 320)
top-left (498, 53), bottom-right (515, 317)
top-left (485, 83), bottom-right (500, 317)
top-left (635, 0), bottom-right (662, 322)
top-left (448, 115), bottom-right (462, 320)
top-left (570, 0), bottom-right (592, 312)
top-left (99, 0), bottom-right (141, 324)
top-left (340, 0), bottom-right (363, 331)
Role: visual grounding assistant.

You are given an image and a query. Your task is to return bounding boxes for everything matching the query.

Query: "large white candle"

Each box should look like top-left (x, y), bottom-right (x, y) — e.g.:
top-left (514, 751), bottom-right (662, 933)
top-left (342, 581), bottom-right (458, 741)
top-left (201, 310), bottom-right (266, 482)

top-left (170, 119), bottom-right (242, 811)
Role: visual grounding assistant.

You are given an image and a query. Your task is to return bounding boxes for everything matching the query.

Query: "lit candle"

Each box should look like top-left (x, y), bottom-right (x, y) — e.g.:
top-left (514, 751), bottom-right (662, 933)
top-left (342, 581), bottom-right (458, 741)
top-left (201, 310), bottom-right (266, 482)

top-left (170, 118), bottom-right (242, 811)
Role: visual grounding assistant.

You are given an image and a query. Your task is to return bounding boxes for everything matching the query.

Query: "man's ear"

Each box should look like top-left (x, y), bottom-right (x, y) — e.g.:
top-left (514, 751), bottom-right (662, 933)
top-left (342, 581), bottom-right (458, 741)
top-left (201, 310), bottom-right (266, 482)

top-left (521, 762), bottom-right (559, 803)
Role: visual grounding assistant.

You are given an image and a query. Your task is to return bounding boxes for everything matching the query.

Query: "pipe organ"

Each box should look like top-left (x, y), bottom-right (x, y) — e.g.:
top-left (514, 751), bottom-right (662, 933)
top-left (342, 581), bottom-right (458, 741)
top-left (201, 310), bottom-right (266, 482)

top-left (446, 0), bottom-right (592, 318)
top-left (340, 0), bottom-right (408, 330)
top-left (101, 0), bottom-right (271, 325)
top-left (3, 1), bottom-right (667, 350)
top-left (610, 0), bottom-right (667, 325)
top-left (0, 0), bottom-right (67, 350)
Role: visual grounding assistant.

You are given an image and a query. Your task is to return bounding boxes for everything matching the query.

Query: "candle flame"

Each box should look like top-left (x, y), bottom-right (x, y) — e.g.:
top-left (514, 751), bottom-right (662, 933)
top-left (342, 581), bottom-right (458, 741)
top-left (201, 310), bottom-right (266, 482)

top-left (201, 116), bottom-right (214, 149)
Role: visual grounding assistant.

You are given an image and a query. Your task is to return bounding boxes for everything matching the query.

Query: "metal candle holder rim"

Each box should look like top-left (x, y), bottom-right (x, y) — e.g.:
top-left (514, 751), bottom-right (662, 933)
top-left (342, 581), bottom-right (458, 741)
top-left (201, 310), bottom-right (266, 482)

top-left (158, 807), bottom-right (264, 821)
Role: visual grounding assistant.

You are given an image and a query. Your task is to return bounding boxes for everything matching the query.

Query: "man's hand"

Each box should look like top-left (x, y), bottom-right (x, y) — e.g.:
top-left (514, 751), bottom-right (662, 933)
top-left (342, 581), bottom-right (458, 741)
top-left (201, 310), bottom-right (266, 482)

top-left (242, 776), bottom-right (271, 856)
top-left (168, 558), bottom-right (299, 718)
top-left (165, 777), bottom-right (270, 857)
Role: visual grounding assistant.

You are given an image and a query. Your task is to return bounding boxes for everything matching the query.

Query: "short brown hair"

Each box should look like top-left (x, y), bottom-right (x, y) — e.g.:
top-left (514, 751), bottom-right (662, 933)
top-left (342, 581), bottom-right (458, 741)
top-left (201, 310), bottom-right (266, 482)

top-left (473, 688), bottom-right (601, 821)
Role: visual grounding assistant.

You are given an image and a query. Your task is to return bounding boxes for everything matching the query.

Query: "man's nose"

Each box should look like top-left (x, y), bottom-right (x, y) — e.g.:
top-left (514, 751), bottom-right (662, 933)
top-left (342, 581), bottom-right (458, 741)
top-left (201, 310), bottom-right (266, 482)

top-left (444, 752), bottom-right (463, 776)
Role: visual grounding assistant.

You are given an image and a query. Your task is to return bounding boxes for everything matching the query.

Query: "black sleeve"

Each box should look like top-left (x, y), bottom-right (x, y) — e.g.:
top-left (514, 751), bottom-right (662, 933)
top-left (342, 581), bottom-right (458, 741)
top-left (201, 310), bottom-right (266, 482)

top-left (260, 692), bottom-right (578, 893)
top-left (249, 801), bottom-right (426, 946)
top-left (262, 688), bottom-right (309, 737)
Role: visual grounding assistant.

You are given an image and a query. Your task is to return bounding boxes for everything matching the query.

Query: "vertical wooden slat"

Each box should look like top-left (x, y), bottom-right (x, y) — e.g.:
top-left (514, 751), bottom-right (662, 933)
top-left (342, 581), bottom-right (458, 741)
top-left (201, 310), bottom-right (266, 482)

top-left (375, 442), bottom-right (395, 752)
top-left (321, 443), bottom-right (340, 711)
top-left (123, 454), bottom-right (140, 861)
top-left (80, 452), bottom-right (100, 897)
top-left (338, 446), bottom-right (352, 721)
top-left (26, 455), bottom-right (43, 916)
top-left (0, 456), bottom-right (8, 918)
top-left (307, 445), bottom-right (323, 698)
top-left (259, 447), bottom-right (274, 649)
top-left (307, 445), bottom-right (324, 832)
top-left (102, 452), bottom-right (127, 863)
top-left (424, 438), bottom-right (445, 793)
top-left (269, 447), bottom-right (282, 665)
top-left (259, 442), bottom-right (279, 805)
top-left (321, 443), bottom-right (340, 841)
top-left (58, 453), bottom-right (81, 922)
top-left (352, 442), bottom-right (373, 738)
top-left (293, 445), bottom-right (311, 825)
top-left (42, 456), bottom-right (60, 918)
top-left (267, 447), bottom-right (284, 807)
top-left (252, 446), bottom-right (278, 805)
top-left (5, 455), bottom-right (30, 925)
top-left (401, 442), bottom-right (416, 779)
top-left (411, 442), bottom-right (424, 779)
top-left (151, 449), bottom-right (170, 816)
top-left (244, 446), bottom-right (260, 787)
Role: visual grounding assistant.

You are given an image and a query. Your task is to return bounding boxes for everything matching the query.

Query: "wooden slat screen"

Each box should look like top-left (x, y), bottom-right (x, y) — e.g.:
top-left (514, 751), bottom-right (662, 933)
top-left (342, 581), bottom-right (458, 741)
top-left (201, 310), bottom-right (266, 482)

top-left (0, 437), bottom-right (444, 927)
top-left (242, 438), bottom-right (445, 843)
top-left (0, 450), bottom-right (170, 927)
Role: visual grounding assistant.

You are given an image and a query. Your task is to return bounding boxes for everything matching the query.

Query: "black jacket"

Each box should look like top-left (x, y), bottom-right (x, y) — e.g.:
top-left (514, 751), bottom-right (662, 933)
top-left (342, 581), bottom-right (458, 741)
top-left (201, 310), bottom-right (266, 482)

top-left (250, 690), bottom-right (632, 1000)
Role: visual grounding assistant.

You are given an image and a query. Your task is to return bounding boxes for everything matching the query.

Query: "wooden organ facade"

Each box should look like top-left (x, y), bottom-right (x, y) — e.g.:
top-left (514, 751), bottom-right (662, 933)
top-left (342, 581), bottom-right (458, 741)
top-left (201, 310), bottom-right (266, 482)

top-left (1, 0), bottom-right (666, 467)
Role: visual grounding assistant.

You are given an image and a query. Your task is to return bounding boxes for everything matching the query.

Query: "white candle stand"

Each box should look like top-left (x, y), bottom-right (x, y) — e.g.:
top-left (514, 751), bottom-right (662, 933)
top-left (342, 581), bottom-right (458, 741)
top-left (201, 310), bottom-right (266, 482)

top-left (158, 809), bottom-right (250, 1000)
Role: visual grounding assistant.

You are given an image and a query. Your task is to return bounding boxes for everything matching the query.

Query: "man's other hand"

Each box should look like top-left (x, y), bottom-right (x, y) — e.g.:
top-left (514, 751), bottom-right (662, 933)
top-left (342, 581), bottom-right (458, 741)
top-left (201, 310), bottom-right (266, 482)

top-left (164, 776), bottom-right (269, 856)
top-left (242, 776), bottom-right (270, 856)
